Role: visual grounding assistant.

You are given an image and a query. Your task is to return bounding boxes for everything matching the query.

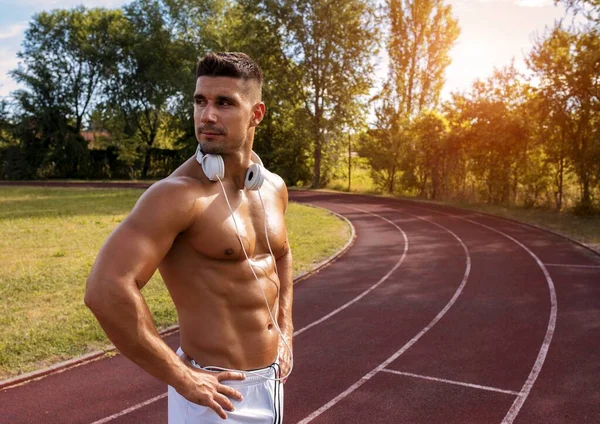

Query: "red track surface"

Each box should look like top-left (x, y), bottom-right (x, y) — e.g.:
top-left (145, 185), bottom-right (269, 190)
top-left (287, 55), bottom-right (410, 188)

top-left (1, 189), bottom-right (599, 423)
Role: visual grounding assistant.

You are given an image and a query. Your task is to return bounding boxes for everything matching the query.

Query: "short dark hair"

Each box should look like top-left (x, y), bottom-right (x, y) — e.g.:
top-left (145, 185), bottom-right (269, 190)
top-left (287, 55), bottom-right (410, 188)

top-left (196, 52), bottom-right (263, 85)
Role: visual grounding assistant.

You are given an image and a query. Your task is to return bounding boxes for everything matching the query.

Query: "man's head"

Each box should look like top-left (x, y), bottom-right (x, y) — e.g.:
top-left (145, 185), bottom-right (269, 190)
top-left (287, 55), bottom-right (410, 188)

top-left (194, 52), bottom-right (265, 156)
top-left (196, 52), bottom-right (263, 99)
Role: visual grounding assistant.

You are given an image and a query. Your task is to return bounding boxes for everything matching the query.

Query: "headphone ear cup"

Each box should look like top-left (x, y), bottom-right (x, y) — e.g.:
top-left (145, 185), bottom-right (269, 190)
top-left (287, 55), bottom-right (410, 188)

top-left (202, 153), bottom-right (225, 181)
top-left (245, 163), bottom-right (265, 190)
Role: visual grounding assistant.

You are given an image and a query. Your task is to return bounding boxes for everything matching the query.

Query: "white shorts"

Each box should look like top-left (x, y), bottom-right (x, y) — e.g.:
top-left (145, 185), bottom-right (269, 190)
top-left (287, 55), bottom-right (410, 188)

top-left (168, 348), bottom-right (284, 424)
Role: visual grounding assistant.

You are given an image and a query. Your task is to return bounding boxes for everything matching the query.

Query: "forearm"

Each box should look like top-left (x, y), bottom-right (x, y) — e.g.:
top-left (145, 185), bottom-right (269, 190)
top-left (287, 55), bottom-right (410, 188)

top-left (85, 278), bottom-right (189, 389)
top-left (276, 249), bottom-right (294, 339)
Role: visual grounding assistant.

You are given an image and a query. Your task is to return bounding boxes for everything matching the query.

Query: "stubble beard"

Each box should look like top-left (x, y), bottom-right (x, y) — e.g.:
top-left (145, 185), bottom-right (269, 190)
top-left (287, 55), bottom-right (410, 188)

top-left (199, 134), bottom-right (249, 157)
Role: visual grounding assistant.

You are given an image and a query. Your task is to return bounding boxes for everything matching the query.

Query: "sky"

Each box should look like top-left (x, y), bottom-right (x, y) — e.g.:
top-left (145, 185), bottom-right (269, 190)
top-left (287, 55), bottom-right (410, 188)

top-left (0, 0), bottom-right (571, 101)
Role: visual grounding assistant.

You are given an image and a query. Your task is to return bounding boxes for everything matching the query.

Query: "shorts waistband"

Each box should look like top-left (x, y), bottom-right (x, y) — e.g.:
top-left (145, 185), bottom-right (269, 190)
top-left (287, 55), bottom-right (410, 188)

top-left (176, 347), bottom-right (279, 387)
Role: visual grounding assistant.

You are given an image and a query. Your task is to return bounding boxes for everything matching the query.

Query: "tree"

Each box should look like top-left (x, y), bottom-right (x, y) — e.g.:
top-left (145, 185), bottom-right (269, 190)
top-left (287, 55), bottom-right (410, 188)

top-left (209, 0), bottom-right (312, 185)
top-left (442, 65), bottom-right (531, 204)
top-left (262, 0), bottom-right (379, 187)
top-left (409, 110), bottom-right (448, 199)
top-left (102, 0), bottom-right (200, 178)
top-left (359, 101), bottom-right (410, 194)
top-left (9, 7), bottom-right (125, 178)
top-left (557, 0), bottom-right (600, 26)
top-left (387, 0), bottom-right (460, 117)
top-left (361, 0), bottom-right (459, 194)
top-left (528, 24), bottom-right (600, 211)
top-left (12, 7), bottom-right (124, 134)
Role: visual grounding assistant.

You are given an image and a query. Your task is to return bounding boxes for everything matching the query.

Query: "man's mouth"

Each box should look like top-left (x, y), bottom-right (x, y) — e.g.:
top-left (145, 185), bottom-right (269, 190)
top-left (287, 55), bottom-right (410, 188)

top-left (199, 126), bottom-right (225, 136)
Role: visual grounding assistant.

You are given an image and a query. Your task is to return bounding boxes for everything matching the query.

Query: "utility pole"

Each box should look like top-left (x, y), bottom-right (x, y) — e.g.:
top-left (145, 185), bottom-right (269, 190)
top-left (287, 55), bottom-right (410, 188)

top-left (348, 133), bottom-right (352, 192)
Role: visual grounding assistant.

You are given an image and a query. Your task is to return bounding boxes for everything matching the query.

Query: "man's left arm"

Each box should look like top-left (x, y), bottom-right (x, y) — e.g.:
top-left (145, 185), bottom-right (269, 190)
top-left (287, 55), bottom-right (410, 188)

top-left (275, 182), bottom-right (293, 382)
top-left (276, 243), bottom-right (293, 382)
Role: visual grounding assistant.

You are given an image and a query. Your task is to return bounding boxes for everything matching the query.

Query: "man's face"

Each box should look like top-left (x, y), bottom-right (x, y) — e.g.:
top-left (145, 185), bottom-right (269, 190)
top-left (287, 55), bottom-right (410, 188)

top-left (193, 76), bottom-right (264, 155)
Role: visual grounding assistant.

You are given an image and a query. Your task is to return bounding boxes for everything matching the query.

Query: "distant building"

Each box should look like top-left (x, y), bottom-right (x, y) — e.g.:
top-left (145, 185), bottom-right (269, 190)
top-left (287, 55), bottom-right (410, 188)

top-left (81, 130), bottom-right (111, 149)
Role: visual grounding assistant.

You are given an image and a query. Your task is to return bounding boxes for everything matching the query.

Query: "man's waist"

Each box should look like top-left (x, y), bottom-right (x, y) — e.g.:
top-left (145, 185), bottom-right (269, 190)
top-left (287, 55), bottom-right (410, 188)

top-left (176, 347), bottom-right (278, 387)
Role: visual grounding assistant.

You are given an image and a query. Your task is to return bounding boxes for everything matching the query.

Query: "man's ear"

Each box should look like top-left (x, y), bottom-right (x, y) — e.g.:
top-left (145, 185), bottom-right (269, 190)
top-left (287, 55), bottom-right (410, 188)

top-left (251, 102), bottom-right (266, 127)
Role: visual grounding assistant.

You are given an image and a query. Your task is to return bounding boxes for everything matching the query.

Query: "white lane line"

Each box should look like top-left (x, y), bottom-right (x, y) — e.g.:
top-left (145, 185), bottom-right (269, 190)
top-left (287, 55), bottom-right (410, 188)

top-left (293, 205), bottom-right (409, 337)
top-left (407, 204), bottom-right (557, 424)
top-left (89, 393), bottom-right (167, 424)
top-left (544, 263), bottom-right (600, 269)
top-left (88, 204), bottom-right (409, 424)
top-left (297, 209), bottom-right (472, 424)
top-left (381, 369), bottom-right (520, 396)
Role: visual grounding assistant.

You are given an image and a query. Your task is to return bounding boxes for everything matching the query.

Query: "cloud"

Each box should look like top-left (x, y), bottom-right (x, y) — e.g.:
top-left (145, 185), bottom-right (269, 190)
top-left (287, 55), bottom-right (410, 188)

top-left (0, 23), bottom-right (27, 40)
top-left (0, 47), bottom-right (21, 98)
top-left (515, 0), bottom-right (554, 7)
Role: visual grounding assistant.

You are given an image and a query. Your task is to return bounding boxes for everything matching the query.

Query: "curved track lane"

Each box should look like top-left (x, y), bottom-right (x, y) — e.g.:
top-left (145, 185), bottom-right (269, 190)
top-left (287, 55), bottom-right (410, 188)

top-left (1, 189), bottom-right (599, 424)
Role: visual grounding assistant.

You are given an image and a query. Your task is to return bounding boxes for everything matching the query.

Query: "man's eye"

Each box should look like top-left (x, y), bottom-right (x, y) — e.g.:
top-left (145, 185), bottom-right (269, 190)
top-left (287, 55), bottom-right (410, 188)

top-left (195, 99), bottom-right (206, 106)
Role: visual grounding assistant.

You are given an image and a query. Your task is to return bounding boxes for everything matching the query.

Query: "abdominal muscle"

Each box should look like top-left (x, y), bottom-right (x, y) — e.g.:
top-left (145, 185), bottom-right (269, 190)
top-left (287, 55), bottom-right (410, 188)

top-left (159, 244), bottom-right (281, 371)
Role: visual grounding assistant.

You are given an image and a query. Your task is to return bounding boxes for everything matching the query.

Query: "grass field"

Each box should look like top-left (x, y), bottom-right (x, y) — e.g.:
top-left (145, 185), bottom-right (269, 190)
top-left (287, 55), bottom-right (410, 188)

top-left (0, 186), bottom-right (351, 379)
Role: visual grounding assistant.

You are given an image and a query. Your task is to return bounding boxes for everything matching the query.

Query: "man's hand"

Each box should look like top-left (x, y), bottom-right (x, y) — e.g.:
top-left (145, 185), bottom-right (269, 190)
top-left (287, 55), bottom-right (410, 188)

top-left (278, 335), bottom-right (293, 383)
top-left (177, 365), bottom-right (246, 420)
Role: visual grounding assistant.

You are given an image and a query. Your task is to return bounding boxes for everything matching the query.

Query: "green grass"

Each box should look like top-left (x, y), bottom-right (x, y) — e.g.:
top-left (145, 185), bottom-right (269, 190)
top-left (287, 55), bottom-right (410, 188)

top-left (0, 186), bottom-right (350, 379)
top-left (327, 164), bottom-right (379, 194)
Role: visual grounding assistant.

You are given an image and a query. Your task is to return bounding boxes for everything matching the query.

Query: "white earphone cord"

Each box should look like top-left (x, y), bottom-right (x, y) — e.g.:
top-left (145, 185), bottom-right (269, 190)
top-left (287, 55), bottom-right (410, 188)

top-left (204, 177), bottom-right (293, 382)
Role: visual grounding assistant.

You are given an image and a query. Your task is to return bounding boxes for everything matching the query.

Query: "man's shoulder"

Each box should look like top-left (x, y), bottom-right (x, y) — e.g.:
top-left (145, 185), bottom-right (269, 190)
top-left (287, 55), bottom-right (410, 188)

top-left (263, 170), bottom-right (288, 208)
top-left (146, 175), bottom-right (203, 200)
top-left (135, 175), bottom-right (206, 216)
top-left (264, 170), bottom-right (287, 194)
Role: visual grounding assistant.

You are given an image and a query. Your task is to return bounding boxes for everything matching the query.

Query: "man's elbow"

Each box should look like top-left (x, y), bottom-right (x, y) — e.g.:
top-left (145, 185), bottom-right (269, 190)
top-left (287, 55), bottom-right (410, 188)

top-left (84, 277), bottom-right (100, 311)
top-left (84, 276), bottom-right (111, 314)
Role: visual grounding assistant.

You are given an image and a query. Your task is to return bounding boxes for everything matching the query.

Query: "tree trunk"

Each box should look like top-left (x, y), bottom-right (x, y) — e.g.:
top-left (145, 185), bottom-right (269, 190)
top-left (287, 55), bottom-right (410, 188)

top-left (556, 157), bottom-right (564, 211)
top-left (312, 137), bottom-right (321, 188)
top-left (142, 147), bottom-right (152, 179)
top-left (581, 174), bottom-right (591, 208)
top-left (388, 165), bottom-right (396, 193)
top-left (311, 94), bottom-right (323, 188)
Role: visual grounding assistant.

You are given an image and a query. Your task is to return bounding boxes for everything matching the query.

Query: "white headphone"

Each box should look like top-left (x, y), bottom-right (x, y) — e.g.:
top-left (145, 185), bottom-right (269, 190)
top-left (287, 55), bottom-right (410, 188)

top-left (195, 144), bottom-right (265, 190)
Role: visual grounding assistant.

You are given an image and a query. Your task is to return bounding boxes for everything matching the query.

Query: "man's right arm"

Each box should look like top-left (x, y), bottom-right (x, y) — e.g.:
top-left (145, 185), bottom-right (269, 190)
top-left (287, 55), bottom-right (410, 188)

top-left (84, 179), bottom-right (244, 419)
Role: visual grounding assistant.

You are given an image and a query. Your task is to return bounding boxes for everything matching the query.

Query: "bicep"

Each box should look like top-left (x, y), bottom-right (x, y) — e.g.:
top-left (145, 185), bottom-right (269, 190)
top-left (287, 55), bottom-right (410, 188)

top-left (88, 182), bottom-right (195, 291)
top-left (91, 219), bottom-right (176, 290)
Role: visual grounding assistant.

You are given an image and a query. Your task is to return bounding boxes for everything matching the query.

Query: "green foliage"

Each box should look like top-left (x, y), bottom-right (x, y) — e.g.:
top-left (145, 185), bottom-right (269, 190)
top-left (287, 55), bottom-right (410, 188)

top-left (11, 7), bottom-right (125, 134)
top-left (209, 0), bottom-right (313, 185)
top-left (359, 110), bottom-right (412, 194)
top-left (261, 0), bottom-right (379, 187)
top-left (386, 0), bottom-right (460, 116)
top-left (408, 110), bottom-right (448, 199)
top-left (361, 0), bottom-right (459, 195)
top-left (2, 0), bottom-right (598, 212)
top-left (7, 7), bottom-right (127, 179)
top-left (100, 0), bottom-right (202, 178)
top-left (445, 64), bottom-right (532, 204)
top-left (528, 24), bottom-right (600, 210)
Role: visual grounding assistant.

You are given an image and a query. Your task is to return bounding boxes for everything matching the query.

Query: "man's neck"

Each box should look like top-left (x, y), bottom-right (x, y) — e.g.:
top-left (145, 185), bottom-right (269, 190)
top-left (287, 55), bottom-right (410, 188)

top-left (221, 147), bottom-right (254, 190)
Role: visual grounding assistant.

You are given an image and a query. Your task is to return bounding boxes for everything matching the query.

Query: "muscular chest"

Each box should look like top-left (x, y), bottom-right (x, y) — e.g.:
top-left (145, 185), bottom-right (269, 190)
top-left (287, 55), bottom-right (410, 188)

top-left (183, 190), bottom-right (286, 261)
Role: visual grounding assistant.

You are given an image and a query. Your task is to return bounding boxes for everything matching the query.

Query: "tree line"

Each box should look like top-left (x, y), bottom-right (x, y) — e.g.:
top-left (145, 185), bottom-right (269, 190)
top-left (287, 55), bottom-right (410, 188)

top-left (0, 0), bottom-right (598, 213)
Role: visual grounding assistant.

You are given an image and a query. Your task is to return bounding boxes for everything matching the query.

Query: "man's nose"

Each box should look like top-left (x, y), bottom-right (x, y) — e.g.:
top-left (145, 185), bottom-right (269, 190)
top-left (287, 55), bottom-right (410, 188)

top-left (200, 104), bottom-right (218, 123)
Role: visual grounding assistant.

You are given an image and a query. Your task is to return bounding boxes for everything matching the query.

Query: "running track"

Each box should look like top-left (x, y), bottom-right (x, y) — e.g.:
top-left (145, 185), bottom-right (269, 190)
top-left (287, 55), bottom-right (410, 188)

top-left (1, 188), bottom-right (599, 423)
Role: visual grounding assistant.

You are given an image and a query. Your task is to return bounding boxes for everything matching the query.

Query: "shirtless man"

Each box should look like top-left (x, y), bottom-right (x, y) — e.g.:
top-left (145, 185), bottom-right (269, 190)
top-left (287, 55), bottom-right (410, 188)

top-left (84, 52), bottom-right (293, 423)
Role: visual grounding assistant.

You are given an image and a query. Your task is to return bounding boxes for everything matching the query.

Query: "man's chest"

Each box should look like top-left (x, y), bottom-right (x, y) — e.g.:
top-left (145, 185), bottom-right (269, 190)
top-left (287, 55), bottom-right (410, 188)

top-left (182, 191), bottom-right (287, 262)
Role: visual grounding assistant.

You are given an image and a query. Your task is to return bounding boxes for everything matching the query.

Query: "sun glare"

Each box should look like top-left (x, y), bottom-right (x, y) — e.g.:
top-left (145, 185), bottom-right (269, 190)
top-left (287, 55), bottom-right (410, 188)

top-left (444, 39), bottom-right (499, 96)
